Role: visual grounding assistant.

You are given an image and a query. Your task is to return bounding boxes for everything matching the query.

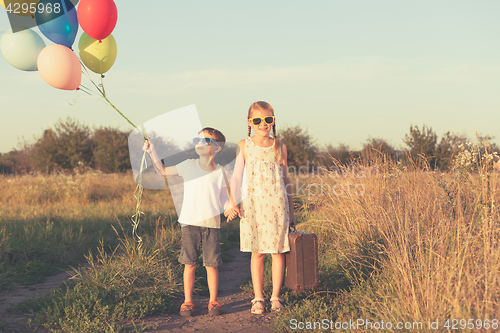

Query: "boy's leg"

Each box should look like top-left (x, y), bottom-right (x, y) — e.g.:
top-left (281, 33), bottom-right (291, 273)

top-left (201, 227), bottom-right (223, 315)
top-left (205, 266), bottom-right (219, 303)
top-left (183, 264), bottom-right (197, 303)
top-left (179, 225), bottom-right (202, 315)
top-left (251, 253), bottom-right (266, 299)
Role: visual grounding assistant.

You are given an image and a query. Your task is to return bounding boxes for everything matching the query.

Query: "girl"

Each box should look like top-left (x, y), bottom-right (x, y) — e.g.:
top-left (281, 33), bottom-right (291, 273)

top-left (226, 101), bottom-right (296, 314)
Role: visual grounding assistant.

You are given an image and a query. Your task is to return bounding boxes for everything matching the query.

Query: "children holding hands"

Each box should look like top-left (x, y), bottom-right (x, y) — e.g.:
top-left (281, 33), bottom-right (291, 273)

top-left (143, 100), bottom-right (295, 317)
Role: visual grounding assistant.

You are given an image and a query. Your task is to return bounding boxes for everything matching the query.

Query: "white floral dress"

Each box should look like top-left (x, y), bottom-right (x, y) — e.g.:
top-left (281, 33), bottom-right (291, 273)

top-left (240, 137), bottom-right (290, 253)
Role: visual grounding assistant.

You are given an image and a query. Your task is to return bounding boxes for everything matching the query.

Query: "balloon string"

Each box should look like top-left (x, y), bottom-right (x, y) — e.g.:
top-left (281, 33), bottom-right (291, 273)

top-left (130, 150), bottom-right (148, 251)
top-left (78, 60), bottom-right (149, 250)
top-left (79, 59), bottom-right (149, 141)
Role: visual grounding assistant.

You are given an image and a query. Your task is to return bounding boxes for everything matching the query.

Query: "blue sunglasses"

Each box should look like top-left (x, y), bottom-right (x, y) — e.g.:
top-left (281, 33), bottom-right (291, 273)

top-left (193, 137), bottom-right (220, 146)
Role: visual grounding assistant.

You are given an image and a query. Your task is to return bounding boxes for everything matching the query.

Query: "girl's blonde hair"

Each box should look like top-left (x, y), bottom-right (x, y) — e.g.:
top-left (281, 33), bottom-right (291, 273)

top-left (248, 101), bottom-right (284, 165)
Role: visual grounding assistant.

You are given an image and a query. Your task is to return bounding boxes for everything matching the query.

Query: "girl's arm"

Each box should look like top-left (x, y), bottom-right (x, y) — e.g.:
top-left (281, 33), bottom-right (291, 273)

top-left (281, 143), bottom-right (296, 227)
top-left (221, 177), bottom-right (238, 221)
top-left (224, 139), bottom-right (246, 219)
top-left (143, 140), bottom-right (178, 177)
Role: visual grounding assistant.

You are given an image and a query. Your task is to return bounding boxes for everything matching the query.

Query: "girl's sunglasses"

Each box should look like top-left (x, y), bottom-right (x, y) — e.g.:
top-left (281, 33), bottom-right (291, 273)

top-left (193, 137), bottom-right (219, 146)
top-left (249, 116), bottom-right (275, 126)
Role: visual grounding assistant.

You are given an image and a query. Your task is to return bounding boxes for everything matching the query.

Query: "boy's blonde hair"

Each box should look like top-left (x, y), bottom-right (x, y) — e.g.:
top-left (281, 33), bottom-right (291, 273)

top-left (247, 101), bottom-right (284, 165)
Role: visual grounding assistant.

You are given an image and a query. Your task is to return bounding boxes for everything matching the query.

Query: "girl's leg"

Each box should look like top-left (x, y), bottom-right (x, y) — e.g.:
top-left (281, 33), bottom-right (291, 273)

top-left (271, 253), bottom-right (285, 298)
top-left (251, 253), bottom-right (266, 299)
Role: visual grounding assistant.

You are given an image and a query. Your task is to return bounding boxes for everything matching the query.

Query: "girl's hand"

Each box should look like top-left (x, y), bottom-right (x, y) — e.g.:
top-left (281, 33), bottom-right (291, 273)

top-left (224, 208), bottom-right (235, 221)
top-left (289, 214), bottom-right (296, 228)
top-left (224, 207), bottom-right (240, 222)
top-left (143, 140), bottom-right (153, 153)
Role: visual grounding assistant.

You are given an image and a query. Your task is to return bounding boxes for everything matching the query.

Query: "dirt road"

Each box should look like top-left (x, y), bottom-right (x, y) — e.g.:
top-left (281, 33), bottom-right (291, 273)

top-left (0, 248), bottom-right (277, 332)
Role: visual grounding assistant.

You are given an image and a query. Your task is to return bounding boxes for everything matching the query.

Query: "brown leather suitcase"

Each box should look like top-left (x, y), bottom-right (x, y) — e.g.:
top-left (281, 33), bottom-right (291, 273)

top-left (284, 229), bottom-right (320, 292)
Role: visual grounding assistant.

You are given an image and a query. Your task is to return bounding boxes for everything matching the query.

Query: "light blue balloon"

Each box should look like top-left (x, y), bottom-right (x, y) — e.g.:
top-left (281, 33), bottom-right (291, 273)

top-left (35, 0), bottom-right (79, 48)
top-left (0, 28), bottom-right (46, 71)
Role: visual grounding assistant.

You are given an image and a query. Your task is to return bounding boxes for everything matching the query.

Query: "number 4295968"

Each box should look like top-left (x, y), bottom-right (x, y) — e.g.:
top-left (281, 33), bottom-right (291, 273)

top-left (444, 319), bottom-right (498, 330)
top-left (5, 2), bottom-right (61, 15)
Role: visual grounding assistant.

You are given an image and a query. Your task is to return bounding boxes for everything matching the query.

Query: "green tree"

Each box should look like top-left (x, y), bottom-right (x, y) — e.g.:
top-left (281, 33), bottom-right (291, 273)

top-left (277, 125), bottom-right (318, 169)
top-left (30, 118), bottom-right (93, 173)
top-left (361, 137), bottom-right (396, 162)
top-left (319, 143), bottom-right (356, 166)
top-left (476, 133), bottom-right (500, 153)
top-left (435, 131), bottom-right (468, 170)
top-left (0, 148), bottom-right (33, 174)
top-left (92, 127), bottom-right (130, 172)
top-left (0, 152), bottom-right (13, 174)
top-left (403, 124), bottom-right (437, 168)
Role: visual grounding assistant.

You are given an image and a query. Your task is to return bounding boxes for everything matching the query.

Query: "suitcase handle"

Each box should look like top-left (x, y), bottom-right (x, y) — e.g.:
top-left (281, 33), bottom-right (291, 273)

top-left (289, 225), bottom-right (297, 233)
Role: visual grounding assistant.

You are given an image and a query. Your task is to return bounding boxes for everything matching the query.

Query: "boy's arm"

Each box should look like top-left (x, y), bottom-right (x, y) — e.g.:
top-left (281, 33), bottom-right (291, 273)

top-left (220, 181), bottom-right (233, 213)
top-left (222, 189), bottom-right (239, 221)
top-left (281, 143), bottom-right (296, 227)
top-left (143, 140), bottom-right (178, 176)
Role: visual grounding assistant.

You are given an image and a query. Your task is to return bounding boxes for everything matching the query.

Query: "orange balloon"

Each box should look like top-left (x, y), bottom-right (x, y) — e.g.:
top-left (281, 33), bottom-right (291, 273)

top-left (37, 44), bottom-right (81, 90)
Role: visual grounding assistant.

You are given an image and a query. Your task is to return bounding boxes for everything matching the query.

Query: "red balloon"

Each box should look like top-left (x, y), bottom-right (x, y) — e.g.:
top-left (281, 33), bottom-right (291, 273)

top-left (77, 0), bottom-right (118, 41)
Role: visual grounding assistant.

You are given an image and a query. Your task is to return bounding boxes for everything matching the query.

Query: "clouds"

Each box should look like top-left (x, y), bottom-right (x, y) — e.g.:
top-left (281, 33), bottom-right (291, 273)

top-left (104, 57), bottom-right (500, 96)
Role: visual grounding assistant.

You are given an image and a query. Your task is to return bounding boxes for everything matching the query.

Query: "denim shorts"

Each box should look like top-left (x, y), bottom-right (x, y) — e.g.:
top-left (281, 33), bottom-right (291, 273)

top-left (179, 225), bottom-right (222, 267)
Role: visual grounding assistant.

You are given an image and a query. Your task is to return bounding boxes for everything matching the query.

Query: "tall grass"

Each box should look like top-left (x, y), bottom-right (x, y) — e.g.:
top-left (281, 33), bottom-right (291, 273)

top-left (1, 169), bottom-right (240, 332)
top-left (0, 170), bottom-right (176, 287)
top-left (0, 170), bottom-right (174, 218)
top-left (273, 145), bottom-right (500, 331)
top-left (10, 220), bottom-right (183, 333)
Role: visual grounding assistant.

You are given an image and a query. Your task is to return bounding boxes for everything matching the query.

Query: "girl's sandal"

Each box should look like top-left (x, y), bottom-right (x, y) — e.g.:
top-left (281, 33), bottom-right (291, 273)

top-left (270, 297), bottom-right (284, 312)
top-left (250, 298), bottom-right (265, 314)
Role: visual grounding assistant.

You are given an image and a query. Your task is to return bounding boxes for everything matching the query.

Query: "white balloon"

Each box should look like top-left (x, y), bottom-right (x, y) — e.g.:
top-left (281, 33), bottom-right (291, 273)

top-left (0, 28), bottom-right (46, 71)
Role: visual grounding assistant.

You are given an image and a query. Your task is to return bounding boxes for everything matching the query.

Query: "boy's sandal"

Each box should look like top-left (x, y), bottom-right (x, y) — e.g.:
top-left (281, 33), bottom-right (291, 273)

top-left (180, 302), bottom-right (194, 317)
top-left (270, 297), bottom-right (284, 312)
top-left (208, 300), bottom-right (223, 316)
top-left (250, 298), bottom-right (265, 315)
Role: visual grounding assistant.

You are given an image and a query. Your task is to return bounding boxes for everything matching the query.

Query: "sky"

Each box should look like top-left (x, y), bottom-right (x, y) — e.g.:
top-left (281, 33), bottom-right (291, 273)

top-left (1, 0), bottom-right (499, 154)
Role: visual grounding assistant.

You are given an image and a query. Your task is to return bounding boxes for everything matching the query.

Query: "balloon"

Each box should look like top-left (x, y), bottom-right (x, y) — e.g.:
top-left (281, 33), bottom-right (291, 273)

top-left (37, 44), bottom-right (81, 90)
top-left (78, 32), bottom-right (117, 74)
top-left (0, 28), bottom-right (46, 71)
top-left (77, 0), bottom-right (117, 41)
top-left (1, 0), bottom-right (39, 17)
top-left (35, 0), bottom-right (78, 47)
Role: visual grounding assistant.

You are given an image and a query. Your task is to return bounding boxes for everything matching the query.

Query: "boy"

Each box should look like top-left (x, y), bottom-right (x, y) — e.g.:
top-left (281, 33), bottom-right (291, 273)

top-left (143, 127), bottom-right (237, 317)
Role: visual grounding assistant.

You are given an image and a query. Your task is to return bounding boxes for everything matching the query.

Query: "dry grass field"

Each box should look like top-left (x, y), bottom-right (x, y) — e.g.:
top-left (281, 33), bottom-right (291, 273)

top-left (271, 144), bottom-right (500, 332)
top-left (1, 143), bottom-right (499, 331)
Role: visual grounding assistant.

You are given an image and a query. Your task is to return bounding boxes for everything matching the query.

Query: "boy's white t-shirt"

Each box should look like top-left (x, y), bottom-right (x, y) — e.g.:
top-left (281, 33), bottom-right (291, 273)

top-left (176, 159), bottom-right (227, 229)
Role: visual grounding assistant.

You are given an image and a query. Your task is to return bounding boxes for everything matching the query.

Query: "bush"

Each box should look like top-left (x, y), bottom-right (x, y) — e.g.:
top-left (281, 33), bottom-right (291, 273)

top-left (92, 127), bottom-right (131, 172)
top-left (278, 125), bottom-right (318, 170)
top-left (30, 118), bottom-right (93, 173)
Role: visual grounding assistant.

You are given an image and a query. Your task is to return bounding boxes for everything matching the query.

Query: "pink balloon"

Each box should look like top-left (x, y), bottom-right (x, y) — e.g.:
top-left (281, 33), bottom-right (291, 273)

top-left (77, 0), bottom-right (118, 41)
top-left (37, 45), bottom-right (82, 90)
